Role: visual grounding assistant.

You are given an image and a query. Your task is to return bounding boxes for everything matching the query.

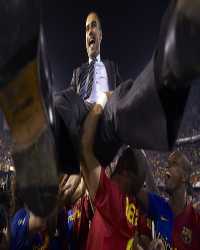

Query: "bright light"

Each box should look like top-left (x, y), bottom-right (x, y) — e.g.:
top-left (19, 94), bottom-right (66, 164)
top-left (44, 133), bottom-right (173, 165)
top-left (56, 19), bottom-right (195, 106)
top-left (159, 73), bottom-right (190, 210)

top-left (49, 106), bottom-right (53, 124)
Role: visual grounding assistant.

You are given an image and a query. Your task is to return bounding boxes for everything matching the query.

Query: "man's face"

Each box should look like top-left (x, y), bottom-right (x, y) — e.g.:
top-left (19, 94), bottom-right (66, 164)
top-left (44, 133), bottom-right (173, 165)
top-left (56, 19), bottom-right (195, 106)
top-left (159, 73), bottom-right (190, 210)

top-left (164, 163), bottom-right (184, 194)
top-left (85, 13), bottom-right (102, 59)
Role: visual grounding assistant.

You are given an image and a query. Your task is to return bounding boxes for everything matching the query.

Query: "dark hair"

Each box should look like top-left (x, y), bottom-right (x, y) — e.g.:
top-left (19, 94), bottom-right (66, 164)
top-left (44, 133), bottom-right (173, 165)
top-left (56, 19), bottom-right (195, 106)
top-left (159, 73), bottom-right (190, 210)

top-left (115, 147), bottom-right (147, 179)
top-left (86, 12), bottom-right (102, 31)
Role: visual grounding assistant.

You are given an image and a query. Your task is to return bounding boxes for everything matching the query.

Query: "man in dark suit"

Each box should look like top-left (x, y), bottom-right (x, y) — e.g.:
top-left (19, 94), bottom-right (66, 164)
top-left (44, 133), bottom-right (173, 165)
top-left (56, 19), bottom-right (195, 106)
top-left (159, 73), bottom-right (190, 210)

top-left (53, 12), bottom-right (122, 172)
top-left (70, 12), bottom-right (121, 101)
top-left (53, 0), bottom-right (200, 173)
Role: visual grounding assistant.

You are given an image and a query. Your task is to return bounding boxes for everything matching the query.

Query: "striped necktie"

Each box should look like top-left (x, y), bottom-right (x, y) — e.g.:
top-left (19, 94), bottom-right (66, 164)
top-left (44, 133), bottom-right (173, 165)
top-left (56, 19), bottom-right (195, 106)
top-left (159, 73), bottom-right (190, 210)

top-left (80, 58), bottom-right (96, 99)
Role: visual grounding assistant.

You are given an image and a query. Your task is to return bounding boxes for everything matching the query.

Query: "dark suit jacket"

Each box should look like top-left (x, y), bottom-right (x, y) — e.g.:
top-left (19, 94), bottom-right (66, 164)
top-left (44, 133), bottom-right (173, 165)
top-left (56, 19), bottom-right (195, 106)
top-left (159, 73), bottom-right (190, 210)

top-left (70, 59), bottom-right (122, 93)
top-left (54, 59), bottom-right (122, 173)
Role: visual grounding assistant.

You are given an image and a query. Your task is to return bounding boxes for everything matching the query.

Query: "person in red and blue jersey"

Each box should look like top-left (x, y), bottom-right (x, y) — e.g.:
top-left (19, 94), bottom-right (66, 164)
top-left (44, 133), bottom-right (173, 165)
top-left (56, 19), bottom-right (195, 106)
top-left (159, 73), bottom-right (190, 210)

top-left (138, 151), bottom-right (200, 250)
top-left (10, 173), bottom-right (81, 250)
top-left (58, 176), bottom-right (93, 250)
top-left (81, 102), bottom-right (148, 250)
top-left (10, 207), bottom-right (53, 250)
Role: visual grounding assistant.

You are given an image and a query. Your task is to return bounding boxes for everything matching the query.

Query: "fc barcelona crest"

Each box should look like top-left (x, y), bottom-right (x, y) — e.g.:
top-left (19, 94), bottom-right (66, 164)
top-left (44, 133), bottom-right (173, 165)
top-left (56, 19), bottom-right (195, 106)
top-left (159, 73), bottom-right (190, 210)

top-left (181, 226), bottom-right (192, 245)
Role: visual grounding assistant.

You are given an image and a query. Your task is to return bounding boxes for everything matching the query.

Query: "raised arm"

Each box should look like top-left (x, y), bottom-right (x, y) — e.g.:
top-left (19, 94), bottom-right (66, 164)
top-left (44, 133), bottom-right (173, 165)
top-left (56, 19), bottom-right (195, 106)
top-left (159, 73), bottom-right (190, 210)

top-left (81, 103), bottom-right (104, 200)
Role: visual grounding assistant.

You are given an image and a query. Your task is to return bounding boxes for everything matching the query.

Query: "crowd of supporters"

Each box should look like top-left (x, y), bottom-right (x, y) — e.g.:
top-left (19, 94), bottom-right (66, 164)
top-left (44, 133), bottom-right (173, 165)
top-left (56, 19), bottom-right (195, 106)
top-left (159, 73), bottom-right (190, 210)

top-left (0, 124), bottom-right (199, 249)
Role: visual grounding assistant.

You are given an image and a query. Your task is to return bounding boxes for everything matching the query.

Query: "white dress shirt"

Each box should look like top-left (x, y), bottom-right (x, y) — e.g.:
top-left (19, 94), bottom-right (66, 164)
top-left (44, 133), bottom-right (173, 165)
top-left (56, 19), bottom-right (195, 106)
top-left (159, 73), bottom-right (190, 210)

top-left (86, 54), bottom-right (109, 103)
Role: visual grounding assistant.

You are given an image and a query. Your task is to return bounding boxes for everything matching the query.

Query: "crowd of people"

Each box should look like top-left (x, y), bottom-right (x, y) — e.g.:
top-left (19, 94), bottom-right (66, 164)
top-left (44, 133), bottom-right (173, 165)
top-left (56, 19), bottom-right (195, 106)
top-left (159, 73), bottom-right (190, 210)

top-left (0, 108), bottom-right (200, 250)
top-left (0, 0), bottom-right (200, 249)
top-left (0, 84), bottom-right (199, 249)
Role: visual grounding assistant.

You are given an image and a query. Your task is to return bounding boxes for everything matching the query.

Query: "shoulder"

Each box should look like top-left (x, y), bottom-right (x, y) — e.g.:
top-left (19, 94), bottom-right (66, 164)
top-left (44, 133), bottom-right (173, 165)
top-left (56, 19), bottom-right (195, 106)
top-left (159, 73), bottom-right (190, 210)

top-left (102, 59), bottom-right (117, 67)
top-left (94, 168), bottom-right (122, 204)
top-left (11, 208), bottom-right (28, 225)
top-left (74, 62), bottom-right (88, 73)
top-left (189, 203), bottom-right (200, 218)
top-left (10, 208), bottom-right (29, 248)
top-left (11, 208), bottom-right (29, 235)
top-left (191, 201), bottom-right (200, 213)
top-left (148, 192), bottom-right (166, 204)
top-left (102, 59), bottom-right (120, 75)
top-left (148, 193), bottom-right (171, 213)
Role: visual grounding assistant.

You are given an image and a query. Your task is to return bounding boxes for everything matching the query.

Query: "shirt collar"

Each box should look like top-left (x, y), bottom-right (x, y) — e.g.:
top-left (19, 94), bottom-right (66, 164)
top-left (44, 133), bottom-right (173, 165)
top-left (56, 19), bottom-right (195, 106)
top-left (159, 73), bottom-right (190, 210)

top-left (89, 54), bottom-right (100, 64)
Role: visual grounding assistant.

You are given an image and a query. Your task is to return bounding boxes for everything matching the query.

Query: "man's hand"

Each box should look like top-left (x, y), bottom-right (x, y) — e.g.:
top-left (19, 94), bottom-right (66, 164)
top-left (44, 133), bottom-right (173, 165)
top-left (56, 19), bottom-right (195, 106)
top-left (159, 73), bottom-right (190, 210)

top-left (58, 174), bottom-right (81, 207)
top-left (132, 230), bottom-right (144, 250)
top-left (105, 91), bottom-right (113, 99)
top-left (149, 239), bottom-right (165, 250)
top-left (70, 177), bottom-right (86, 204)
top-left (58, 174), bottom-right (71, 207)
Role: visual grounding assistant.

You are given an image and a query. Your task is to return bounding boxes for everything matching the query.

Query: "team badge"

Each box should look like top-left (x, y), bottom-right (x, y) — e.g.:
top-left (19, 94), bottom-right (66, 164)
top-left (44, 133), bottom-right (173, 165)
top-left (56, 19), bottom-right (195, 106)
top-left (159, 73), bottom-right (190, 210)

top-left (181, 226), bottom-right (192, 245)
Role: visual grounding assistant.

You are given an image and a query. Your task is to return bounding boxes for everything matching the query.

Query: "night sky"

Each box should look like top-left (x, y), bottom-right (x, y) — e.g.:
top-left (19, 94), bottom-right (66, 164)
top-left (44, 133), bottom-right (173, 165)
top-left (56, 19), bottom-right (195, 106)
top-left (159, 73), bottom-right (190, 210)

top-left (44, 0), bottom-right (169, 90)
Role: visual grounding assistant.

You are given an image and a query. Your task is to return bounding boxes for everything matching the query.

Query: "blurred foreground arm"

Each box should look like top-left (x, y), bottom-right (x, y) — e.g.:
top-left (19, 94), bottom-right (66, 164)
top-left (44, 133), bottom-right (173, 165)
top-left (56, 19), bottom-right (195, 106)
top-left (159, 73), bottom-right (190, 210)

top-left (81, 103), bottom-right (104, 200)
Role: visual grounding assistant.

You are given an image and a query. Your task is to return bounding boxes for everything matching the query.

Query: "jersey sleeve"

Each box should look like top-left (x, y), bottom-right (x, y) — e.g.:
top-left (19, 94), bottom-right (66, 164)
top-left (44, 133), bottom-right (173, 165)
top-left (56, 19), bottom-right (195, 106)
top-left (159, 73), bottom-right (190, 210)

top-left (93, 168), bottom-right (124, 225)
top-left (10, 208), bottom-right (29, 249)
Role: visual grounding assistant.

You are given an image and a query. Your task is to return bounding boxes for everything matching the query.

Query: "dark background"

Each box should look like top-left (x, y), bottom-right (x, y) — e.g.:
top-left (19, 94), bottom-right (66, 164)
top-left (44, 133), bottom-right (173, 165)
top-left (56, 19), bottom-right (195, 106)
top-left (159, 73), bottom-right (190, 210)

top-left (41, 0), bottom-right (200, 139)
top-left (46, 0), bottom-right (169, 90)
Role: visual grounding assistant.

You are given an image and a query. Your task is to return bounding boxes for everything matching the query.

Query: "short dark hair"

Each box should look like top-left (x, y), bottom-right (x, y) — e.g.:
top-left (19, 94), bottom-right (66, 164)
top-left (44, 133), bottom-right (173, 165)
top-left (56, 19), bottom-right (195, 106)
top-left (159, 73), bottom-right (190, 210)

top-left (115, 146), bottom-right (147, 180)
top-left (86, 11), bottom-right (102, 31)
top-left (168, 151), bottom-right (192, 181)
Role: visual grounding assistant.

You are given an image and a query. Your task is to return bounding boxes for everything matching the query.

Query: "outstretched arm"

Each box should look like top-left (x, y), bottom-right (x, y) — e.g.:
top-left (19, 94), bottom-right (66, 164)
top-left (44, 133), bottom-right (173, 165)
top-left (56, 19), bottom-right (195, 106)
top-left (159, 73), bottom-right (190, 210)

top-left (81, 103), bottom-right (104, 200)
